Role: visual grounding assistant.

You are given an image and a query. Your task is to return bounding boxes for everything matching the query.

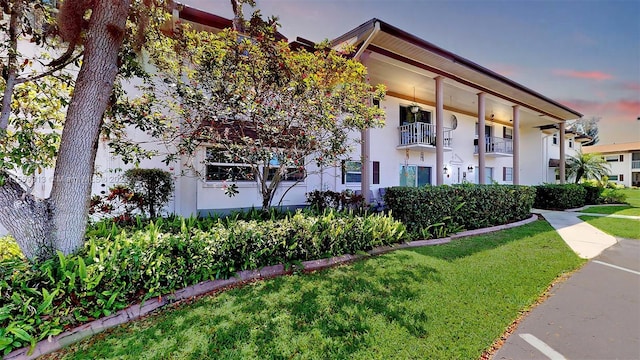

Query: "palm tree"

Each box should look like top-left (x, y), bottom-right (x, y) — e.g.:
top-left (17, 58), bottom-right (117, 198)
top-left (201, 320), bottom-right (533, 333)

top-left (565, 151), bottom-right (610, 184)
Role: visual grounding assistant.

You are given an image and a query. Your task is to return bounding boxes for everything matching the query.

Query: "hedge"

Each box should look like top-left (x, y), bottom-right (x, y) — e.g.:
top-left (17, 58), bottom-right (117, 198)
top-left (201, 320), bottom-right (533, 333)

top-left (0, 211), bottom-right (407, 355)
top-left (533, 184), bottom-right (587, 210)
top-left (384, 184), bottom-right (536, 235)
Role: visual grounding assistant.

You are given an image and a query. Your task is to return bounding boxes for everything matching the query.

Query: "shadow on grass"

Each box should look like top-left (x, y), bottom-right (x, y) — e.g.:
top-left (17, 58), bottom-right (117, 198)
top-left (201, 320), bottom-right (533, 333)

top-left (407, 219), bottom-right (556, 261)
top-left (63, 251), bottom-right (441, 359)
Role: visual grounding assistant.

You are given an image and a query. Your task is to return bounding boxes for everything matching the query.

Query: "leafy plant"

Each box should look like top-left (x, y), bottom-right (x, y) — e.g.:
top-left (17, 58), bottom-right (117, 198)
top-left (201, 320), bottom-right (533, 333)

top-left (123, 168), bottom-right (174, 218)
top-left (534, 184), bottom-right (587, 210)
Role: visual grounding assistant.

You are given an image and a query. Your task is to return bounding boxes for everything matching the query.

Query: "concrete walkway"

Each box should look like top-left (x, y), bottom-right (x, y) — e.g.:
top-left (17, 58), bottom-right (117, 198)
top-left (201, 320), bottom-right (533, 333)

top-left (533, 209), bottom-right (618, 259)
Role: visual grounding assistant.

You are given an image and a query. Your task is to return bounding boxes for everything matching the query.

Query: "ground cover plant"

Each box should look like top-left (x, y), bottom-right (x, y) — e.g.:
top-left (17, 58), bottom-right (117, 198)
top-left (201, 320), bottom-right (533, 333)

top-left (578, 216), bottom-right (640, 239)
top-left (50, 220), bottom-right (584, 359)
top-left (0, 210), bottom-right (407, 355)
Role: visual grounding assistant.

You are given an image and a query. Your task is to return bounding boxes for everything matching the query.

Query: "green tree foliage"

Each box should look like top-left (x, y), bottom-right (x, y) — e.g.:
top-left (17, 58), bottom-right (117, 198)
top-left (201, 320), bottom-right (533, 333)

top-left (147, 7), bottom-right (386, 210)
top-left (124, 168), bottom-right (174, 218)
top-left (565, 150), bottom-right (610, 184)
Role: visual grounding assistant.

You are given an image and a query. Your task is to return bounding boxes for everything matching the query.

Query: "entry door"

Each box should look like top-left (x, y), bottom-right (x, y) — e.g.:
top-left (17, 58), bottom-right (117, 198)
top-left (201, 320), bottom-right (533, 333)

top-left (417, 166), bottom-right (431, 186)
top-left (400, 165), bottom-right (431, 187)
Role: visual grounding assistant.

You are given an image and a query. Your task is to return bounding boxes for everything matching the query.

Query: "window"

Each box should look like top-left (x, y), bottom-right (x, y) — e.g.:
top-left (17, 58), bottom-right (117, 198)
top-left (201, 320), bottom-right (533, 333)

top-left (266, 156), bottom-right (305, 182)
top-left (205, 148), bottom-right (254, 181)
top-left (475, 167), bottom-right (494, 183)
top-left (503, 127), bottom-right (513, 139)
top-left (400, 105), bottom-right (431, 125)
top-left (373, 161), bottom-right (380, 185)
top-left (341, 161), bottom-right (379, 184)
top-left (342, 161), bottom-right (362, 183)
top-left (605, 155), bottom-right (619, 162)
top-left (569, 138), bottom-right (574, 148)
top-left (475, 123), bottom-right (493, 138)
top-left (620, 174), bottom-right (624, 181)
top-left (399, 165), bottom-right (431, 187)
top-left (620, 155), bottom-right (624, 162)
top-left (552, 133), bottom-right (558, 145)
top-left (608, 175), bottom-right (619, 181)
top-left (503, 167), bottom-right (513, 182)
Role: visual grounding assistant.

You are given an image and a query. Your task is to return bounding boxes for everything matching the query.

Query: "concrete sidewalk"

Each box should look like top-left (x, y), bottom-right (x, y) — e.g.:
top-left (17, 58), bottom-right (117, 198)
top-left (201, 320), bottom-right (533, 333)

top-left (533, 209), bottom-right (618, 259)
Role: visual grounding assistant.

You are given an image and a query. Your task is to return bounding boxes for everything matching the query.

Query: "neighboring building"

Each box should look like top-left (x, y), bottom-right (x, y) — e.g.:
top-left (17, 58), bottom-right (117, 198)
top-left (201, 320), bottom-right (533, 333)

top-left (583, 141), bottom-right (640, 187)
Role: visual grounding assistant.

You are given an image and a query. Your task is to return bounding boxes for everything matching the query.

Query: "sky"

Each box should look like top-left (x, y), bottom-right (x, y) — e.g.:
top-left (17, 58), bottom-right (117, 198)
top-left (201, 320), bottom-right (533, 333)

top-left (181, 0), bottom-right (640, 144)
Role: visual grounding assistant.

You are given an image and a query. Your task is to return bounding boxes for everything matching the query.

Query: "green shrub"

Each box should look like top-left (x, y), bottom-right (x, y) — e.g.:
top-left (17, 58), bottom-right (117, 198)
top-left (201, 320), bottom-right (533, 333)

top-left (306, 190), bottom-right (365, 212)
top-left (533, 184), bottom-right (587, 210)
top-left (600, 188), bottom-right (627, 204)
top-left (0, 236), bottom-right (22, 261)
top-left (384, 184), bottom-right (535, 236)
top-left (123, 168), bottom-right (174, 218)
top-left (0, 211), bottom-right (407, 355)
top-left (580, 184), bottom-right (603, 205)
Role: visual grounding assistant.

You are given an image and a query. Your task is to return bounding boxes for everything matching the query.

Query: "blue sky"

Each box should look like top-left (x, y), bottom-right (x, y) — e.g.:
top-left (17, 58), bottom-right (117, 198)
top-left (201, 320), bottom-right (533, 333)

top-left (182, 0), bottom-right (640, 143)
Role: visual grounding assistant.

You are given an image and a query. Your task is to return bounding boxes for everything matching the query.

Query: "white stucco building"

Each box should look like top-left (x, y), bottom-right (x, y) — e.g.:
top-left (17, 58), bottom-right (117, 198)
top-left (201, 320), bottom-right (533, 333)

top-left (1, 5), bottom-right (586, 235)
top-left (583, 141), bottom-right (640, 187)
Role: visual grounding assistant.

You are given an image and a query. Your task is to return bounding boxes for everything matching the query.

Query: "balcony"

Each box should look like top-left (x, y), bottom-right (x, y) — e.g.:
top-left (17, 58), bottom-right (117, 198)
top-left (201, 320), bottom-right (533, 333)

top-left (632, 160), bottom-right (640, 169)
top-left (397, 122), bottom-right (452, 151)
top-left (474, 136), bottom-right (513, 157)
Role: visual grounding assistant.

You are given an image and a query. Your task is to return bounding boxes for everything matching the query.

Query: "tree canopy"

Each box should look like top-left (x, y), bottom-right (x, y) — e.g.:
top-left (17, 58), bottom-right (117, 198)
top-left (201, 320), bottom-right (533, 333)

top-left (149, 10), bottom-right (386, 209)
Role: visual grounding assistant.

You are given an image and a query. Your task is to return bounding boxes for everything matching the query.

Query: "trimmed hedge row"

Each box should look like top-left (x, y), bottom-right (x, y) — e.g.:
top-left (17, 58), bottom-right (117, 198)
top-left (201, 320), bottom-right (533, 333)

top-left (384, 185), bottom-right (536, 235)
top-left (533, 184), bottom-right (587, 210)
top-left (0, 211), bottom-right (407, 355)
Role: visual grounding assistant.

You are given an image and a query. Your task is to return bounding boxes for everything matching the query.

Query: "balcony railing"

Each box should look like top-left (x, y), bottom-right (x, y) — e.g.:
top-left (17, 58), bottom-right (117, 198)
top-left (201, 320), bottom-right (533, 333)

top-left (474, 136), bottom-right (513, 155)
top-left (632, 160), bottom-right (640, 169)
top-left (398, 122), bottom-right (452, 148)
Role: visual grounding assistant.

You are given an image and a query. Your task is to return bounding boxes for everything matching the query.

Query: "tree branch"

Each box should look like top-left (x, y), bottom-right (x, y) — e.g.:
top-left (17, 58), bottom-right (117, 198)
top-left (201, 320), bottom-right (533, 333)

top-left (15, 52), bottom-right (83, 85)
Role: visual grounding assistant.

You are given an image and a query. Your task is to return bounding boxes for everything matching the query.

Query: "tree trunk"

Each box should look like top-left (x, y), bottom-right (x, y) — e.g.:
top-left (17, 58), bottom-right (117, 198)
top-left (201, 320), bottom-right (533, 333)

top-left (0, 173), bottom-right (53, 259)
top-left (0, 0), bottom-right (23, 131)
top-left (48, 0), bottom-right (131, 255)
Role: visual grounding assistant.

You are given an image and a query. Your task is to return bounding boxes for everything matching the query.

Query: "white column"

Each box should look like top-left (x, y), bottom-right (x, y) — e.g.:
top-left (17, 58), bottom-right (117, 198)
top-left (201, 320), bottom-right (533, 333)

top-left (435, 76), bottom-right (444, 185)
top-left (512, 105), bottom-right (520, 185)
top-left (559, 122), bottom-right (566, 184)
top-left (361, 128), bottom-right (371, 203)
top-left (477, 93), bottom-right (486, 184)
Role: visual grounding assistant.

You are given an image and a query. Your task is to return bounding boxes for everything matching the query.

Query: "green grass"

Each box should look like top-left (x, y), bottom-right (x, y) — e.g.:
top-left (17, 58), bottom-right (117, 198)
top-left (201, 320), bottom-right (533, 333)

top-left (580, 188), bottom-right (640, 216)
top-left (620, 188), bottom-right (640, 207)
top-left (53, 221), bottom-right (583, 360)
top-left (578, 215), bottom-right (640, 239)
top-left (580, 205), bottom-right (640, 216)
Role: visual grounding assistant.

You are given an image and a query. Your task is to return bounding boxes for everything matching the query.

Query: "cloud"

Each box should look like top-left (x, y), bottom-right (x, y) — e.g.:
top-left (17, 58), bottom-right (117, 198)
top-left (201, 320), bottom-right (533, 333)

top-left (618, 81), bottom-right (640, 92)
top-left (560, 99), bottom-right (640, 118)
top-left (553, 69), bottom-right (613, 81)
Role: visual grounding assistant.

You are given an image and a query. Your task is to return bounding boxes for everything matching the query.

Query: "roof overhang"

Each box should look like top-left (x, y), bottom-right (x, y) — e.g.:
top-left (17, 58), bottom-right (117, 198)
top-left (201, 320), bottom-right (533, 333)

top-left (333, 19), bottom-right (582, 125)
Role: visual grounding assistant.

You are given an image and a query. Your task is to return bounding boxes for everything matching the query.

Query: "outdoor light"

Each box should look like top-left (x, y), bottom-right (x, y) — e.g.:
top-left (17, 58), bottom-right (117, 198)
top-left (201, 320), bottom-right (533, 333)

top-left (467, 165), bottom-right (474, 172)
top-left (443, 165), bottom-right (449, 174)
top-left (410, 87), bottom-right (420, 113)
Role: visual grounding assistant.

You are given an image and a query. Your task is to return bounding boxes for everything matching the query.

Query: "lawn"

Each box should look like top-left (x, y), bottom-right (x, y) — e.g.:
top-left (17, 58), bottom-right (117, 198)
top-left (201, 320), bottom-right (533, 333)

top-left (579, 205), bottom-right (640, 216)
top-left (620, 188), bottom-right (640, 207)
top-left (578, 215), bottom-right (640, 240)
top-left (580, 188), bottom-right (640, 216)
top-left (51, 220), bottom-right (583, 360)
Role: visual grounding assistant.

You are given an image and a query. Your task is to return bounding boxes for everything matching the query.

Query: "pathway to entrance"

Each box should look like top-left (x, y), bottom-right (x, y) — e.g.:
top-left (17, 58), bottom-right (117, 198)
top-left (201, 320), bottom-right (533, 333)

top-left (494, 210), bottom-right (640, 360)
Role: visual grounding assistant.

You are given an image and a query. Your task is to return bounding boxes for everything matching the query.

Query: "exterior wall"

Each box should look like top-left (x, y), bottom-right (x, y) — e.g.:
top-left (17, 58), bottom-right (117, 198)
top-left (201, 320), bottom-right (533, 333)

top-left (329, 95), bottom-right (542, 204)
top-left (602, 153), bottom-right (632, 187)
top-left (539, 130), bottom-right (581, 184)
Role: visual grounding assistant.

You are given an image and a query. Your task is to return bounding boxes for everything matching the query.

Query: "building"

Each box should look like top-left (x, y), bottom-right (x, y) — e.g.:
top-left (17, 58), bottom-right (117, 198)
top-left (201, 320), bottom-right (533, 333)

top-left (89, 11), bottom-right (585, 215)
top-left (1, 6), bottom-right (585, 236)
top-left (583, 141), bottom-right (640, 187)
